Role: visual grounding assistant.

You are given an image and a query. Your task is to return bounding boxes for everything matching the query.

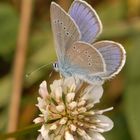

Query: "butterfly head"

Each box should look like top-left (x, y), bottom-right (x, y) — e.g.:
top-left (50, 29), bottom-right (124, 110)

top-left (53, 61), bottom-right (59, 72)
top-left (53, 61), bottom-right (73, 77)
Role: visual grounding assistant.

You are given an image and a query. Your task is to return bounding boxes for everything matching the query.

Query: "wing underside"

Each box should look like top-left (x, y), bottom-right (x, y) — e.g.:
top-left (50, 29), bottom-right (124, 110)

top-left (50, 2), bottom-right (81, 63)
top-left (93, 41), bottom-right (126, 78)
top-left (66, 41), bottom-right (106, 75)
top-left (69, 0), bottom-right (102, 43)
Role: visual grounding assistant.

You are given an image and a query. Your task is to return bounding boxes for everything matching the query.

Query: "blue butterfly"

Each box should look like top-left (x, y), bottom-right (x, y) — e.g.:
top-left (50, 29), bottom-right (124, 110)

top-left (50, 0), bottom-right (126, 84)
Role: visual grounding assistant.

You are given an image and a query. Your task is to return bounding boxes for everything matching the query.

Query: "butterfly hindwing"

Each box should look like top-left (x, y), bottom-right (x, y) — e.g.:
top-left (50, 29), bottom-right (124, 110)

top-left (93, 41), bottom-right (126, 78)
top-left (69, 0), bottom-right (102, 43)
top-left (65, 41), bottom-right (106, 75)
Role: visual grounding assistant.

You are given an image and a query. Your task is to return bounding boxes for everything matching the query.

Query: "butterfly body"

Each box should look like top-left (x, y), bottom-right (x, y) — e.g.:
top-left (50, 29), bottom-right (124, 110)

top-left (51, 0), bottom-right (126, 84)
top-left (54, 61), bottom-right (72, 77)
top-left (54, 60), bottom-right (103, 84)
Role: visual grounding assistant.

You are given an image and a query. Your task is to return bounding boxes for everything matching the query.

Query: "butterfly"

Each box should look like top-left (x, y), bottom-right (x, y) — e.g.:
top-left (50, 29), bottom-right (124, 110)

top-left (50, 0), bottom-right (126, 84)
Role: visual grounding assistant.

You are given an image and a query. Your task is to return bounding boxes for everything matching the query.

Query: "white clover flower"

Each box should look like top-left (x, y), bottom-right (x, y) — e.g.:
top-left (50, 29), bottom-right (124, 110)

top-left (34, 77), bottom-right (114, 140)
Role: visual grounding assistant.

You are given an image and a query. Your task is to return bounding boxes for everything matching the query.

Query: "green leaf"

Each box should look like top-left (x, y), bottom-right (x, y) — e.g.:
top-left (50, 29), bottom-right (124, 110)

top-left (0, 75), bottom-right (12, 107)
top-left (104, 112), bottom-right (131, 140)
top-left (25, 23), bottom-right (56, 87)
top-left (100, 20), bottom-right (140, 39)
top-left (97, 0), bottom-right (126, 25)
top-left (124, 85), bottom-right (140, 140)
top-left (0, 4), bottom-right (19, 58)
top-left (0, 123), bottom-right (41, 139)
top-left (124, 37), bottom-right (140, 140)
top-left (125, 37), bottom-right (140, 82)
top-left (0, 109), bottom-right (8, 132)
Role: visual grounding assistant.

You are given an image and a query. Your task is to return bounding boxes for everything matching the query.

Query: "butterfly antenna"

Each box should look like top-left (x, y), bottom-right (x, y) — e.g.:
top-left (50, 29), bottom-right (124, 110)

top-left (26, 62), bottom-right (53, 78)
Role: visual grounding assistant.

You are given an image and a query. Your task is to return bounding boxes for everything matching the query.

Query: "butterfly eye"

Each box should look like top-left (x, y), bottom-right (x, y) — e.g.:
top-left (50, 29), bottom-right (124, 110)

top-left (53, 62), bottom-right (59, 72)
top-left (88, 62), bottom-right (92, 66)
top-left (53, 62), bottom-right (58, 68)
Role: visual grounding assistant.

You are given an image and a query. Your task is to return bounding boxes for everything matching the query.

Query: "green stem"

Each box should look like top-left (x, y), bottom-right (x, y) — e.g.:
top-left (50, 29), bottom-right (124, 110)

top-left (0, 123), bottom-right (41, 139)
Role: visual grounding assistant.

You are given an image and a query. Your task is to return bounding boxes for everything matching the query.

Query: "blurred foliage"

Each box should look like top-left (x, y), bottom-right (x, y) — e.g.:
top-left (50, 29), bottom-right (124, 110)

top-left (0, 3), bottom-right (18, 59)
top-left (0, 0), bottom-right (140, 140)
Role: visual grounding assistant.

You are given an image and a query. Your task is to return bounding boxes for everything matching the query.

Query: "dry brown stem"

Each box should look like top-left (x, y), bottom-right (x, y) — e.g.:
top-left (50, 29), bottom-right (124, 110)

top-left (7, 0), bottom-right (33, 139)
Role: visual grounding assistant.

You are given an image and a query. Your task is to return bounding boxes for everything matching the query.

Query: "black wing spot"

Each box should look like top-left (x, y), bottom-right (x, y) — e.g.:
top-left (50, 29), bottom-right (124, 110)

top-left (85, 51), bottom-right (88, 54)
top-left (73, 46), bottom-right (76, 50)
top-left (88, 62), bottom-right (92, 66)
top-left (66, 32), bottom-right (69, 35)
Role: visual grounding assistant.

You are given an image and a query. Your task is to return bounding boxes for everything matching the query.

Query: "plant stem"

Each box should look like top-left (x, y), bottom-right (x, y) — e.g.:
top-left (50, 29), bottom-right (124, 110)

top-left (7, 0), bottom-right (33, 139)
top-left (1, 124), bottom-right (41, 139)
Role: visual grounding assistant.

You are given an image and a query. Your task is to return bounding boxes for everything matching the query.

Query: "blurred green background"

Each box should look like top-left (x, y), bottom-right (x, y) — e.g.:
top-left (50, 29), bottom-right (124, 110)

top-left (0, 0), bottom-right (140, 139)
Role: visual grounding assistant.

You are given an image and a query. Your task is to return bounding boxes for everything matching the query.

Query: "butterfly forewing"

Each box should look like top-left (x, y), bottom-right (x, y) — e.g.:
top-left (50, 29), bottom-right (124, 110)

top-left (93, 41), bottom-right (126, 78)
top-left (69, 0), bottom-right (102, 44)
top-left (66, 41), bottom-right (106, 75)
top-left (50, 2), bottom-right (81, 64)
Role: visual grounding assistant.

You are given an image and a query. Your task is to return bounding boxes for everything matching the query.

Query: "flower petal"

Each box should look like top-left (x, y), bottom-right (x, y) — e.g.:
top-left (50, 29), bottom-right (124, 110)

top-left (36, 97), bottom-right (47, 113)
top-left (66, 92), bottom-right (75, 103)
top-left (54, 86), bottom-right (62, 101)
top-left (56, 104), bottom-right (65, 112)
top-left (63, 77), bottom-right (82, 92)
top-left (82, 85), bottom-right (103, 103)
top-left (37, 134), bottom-right (43, 140)
top-left (94, 115), bottom-right (114, 132)
top-left (39, 125), bottom-right (49, 140)
top-left (33, 117), bottom-right (43, 124)
top-left (39, 81), bottom-right (48, 98)
top-left (77, 128), bottom-right (92, 140)
top-left (65, 131), bottom-right (74, 140)
top-left (50, 79), bottom-right (62, 92)
top-left (90, 132), bottom-right (105, 140)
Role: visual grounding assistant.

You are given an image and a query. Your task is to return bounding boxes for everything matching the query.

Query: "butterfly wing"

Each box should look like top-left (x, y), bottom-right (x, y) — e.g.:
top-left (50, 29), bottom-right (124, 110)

top-left (50, 2), bottom-right (81, 65)
top-left (69, 0), bottom-right (102, 43)
top-left (65, 41), bottom-right (106, 76)
top-left (93, 41), bottom-right (126, 79)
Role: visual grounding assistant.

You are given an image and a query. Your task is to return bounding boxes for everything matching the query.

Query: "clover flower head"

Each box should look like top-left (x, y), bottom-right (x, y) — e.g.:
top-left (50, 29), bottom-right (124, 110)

top-left (34, 77), bottom-right (113, 140)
